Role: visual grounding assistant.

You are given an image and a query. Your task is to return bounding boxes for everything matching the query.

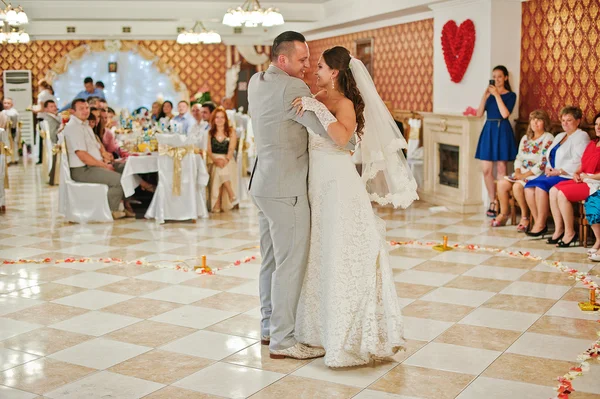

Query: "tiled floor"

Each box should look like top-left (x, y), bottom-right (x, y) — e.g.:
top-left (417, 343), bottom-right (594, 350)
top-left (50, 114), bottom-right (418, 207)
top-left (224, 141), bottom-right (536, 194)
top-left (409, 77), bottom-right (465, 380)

top-left (0, 163), bottom-right (599, 398)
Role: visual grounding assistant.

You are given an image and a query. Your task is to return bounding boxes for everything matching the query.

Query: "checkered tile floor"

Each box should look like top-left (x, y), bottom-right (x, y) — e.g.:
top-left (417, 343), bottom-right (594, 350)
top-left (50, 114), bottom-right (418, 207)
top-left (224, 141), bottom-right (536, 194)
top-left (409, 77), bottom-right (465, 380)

top-left (0, 163), bottom-right (599, 399)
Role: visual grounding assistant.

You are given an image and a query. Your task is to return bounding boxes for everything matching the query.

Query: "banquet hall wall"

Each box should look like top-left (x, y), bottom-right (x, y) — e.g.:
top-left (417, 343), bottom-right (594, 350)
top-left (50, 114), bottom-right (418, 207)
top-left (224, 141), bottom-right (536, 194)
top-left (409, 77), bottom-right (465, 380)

top-left (306, 19), bottom-right (435, 112)
top-left (0, 40), bottom-right (227, 104)
top-left (519, 0), bottom-right (600, 124)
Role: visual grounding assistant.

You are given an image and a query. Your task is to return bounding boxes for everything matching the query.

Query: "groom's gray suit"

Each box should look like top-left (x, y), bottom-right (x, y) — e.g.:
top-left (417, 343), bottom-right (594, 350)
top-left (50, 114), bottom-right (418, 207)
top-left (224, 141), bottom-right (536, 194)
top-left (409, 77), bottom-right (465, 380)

top-left (248, 65), bottom-right (338, 351)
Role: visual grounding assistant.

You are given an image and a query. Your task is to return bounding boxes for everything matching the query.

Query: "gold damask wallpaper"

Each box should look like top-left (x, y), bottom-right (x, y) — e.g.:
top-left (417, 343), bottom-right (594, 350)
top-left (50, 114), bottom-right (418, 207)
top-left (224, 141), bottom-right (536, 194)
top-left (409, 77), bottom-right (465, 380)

top-left (306, 19), bottom-right (434, 112)
top-left (520, 0), bottom-right (600, 123)
top-left (0, 40), bottom-right (227, 105)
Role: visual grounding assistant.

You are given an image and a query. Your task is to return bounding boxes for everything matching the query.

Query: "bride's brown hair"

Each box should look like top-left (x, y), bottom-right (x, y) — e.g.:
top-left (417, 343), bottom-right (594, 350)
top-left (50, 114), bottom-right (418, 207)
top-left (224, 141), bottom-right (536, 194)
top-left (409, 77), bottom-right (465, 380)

top-left (322, 46), bottom-right (365, 137)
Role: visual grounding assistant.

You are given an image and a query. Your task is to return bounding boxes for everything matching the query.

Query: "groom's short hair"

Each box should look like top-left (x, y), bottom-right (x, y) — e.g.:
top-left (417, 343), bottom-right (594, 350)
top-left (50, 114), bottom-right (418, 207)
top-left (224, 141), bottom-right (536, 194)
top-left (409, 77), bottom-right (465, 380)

top-left (271, 31), bottom-right (306, 61)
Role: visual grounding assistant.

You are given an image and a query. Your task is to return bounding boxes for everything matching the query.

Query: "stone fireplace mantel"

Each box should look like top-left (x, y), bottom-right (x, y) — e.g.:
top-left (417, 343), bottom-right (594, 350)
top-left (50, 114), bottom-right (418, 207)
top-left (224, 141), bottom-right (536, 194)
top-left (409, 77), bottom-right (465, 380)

top-left (419, 113), bottom-right (485, 214)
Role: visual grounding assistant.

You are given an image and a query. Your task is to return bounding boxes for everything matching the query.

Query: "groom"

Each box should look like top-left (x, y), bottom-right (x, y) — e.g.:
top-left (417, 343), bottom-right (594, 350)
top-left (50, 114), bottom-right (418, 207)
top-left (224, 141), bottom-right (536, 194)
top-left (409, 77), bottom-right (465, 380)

top-left (248, 31), bottom-right (349, 359)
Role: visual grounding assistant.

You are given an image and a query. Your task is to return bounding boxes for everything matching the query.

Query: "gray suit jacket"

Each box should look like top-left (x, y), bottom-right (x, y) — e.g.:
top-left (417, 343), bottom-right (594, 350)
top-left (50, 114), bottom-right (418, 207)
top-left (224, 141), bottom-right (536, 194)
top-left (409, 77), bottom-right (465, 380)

top-left (248, 65), bottom-right (353, 198)
top-left (41, 113), bottom-right (61, 144)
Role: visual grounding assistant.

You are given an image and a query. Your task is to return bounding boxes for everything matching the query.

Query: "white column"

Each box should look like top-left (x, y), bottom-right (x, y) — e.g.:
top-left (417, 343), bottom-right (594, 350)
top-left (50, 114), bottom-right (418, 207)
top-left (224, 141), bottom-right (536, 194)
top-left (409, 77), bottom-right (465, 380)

top-left (430, 0), bottom-right (523, 118)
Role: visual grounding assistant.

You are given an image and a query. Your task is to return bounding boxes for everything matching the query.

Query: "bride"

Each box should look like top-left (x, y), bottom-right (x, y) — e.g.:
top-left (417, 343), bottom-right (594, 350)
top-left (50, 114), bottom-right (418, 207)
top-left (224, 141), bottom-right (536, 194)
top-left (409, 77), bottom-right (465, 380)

top-left (293, 46), bottom-right (419, 368)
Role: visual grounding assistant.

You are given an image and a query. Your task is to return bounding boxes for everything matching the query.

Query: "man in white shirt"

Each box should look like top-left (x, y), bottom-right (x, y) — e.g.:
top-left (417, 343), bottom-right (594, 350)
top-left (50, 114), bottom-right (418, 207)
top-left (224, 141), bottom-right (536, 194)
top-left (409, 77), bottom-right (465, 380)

top-left (189, 104), bottom-right (209, 153)
top-left (63, 99), bottom-right (126, 219)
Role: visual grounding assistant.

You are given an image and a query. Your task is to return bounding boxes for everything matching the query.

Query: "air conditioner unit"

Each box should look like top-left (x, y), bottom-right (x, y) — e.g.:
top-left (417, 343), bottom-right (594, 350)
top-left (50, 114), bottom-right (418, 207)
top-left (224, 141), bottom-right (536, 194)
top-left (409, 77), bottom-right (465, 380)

top-left (3, 70), bottom-right (34, 146)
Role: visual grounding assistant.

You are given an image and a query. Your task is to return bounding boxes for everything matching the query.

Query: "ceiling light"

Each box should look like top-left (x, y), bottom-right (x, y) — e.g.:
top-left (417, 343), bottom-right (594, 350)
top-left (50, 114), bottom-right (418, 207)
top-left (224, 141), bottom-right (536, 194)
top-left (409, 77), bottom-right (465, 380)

top-left (223, 0), bottom-right (284, 28)
top-left (176, 21), bottom-right (221, 45)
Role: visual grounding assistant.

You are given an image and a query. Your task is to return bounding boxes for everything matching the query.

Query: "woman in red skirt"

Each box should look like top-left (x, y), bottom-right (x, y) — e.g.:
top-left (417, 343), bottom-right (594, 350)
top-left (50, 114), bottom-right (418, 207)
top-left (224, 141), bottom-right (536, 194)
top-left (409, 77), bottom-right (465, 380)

top-left (550, 131), bottom-right (600, 247)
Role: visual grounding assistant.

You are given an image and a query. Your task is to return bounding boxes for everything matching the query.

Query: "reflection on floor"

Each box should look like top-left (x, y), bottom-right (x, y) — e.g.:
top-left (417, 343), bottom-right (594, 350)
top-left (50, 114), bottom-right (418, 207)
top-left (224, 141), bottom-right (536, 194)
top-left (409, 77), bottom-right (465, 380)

top-left (0, 163), bottom-right (599, 399)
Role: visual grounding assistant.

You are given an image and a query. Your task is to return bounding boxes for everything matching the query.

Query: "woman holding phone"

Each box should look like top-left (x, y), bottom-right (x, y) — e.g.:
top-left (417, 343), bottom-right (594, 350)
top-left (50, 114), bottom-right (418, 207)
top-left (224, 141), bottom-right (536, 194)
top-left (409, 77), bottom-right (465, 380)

top-left (475, 65), bottom-right (518, 218)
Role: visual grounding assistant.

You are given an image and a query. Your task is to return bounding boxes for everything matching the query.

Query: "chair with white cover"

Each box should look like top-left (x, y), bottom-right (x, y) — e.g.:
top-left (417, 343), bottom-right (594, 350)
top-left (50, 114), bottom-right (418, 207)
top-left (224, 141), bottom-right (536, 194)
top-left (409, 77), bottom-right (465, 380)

top-left (58, 136), bottom-right (113, 223)
top-left (0, 128), bottom-right (8, 210)
top-left (39, 120), bottom-right (54, 183)
top-left (6, 120), bottom-right (19, 164)
top-left (146, 133), bottom-right (199, 223)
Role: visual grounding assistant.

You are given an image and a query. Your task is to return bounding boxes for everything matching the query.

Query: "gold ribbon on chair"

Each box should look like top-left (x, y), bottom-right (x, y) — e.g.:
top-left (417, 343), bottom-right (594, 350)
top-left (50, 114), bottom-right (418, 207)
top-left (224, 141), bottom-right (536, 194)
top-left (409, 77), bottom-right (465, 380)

top-left (0, 142), bottom-right (10, 189)
top-left (158, 144), bottom-right (195, 196)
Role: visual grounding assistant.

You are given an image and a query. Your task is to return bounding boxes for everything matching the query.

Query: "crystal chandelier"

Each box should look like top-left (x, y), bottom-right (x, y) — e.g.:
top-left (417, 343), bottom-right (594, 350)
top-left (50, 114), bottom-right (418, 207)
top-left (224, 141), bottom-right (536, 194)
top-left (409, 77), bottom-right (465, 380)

top-left (222, 0), bottom-right (284, 28)
top-left (0, 0), bottom-right (29, 44)
top-left (177, 21), bottom-right (221, 44)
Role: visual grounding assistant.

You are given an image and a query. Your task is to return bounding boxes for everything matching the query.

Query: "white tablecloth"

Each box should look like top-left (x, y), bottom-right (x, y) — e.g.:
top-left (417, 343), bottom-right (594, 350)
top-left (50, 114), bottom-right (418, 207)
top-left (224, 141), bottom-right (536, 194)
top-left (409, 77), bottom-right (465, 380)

top-left (121, 153), bottom-right (208, 197)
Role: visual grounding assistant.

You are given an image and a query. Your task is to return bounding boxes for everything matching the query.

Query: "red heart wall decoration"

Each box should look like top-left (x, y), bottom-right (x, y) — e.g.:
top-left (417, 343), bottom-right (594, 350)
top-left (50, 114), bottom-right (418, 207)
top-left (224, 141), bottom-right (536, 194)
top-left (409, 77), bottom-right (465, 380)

top-left (441, 19), bottom-right (476, 83)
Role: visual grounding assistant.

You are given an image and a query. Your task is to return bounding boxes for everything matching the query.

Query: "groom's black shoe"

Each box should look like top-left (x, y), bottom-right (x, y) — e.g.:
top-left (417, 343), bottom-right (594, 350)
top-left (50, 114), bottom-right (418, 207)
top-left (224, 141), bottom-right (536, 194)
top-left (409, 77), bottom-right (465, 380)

top-left (261, 335), bottom-right (270, 345)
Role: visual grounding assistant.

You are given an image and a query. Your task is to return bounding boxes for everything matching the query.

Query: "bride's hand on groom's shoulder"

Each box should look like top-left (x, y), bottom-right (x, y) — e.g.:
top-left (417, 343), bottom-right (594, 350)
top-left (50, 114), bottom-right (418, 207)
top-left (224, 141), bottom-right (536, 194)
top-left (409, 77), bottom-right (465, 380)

top-left (292, 97), bottom-right (305, 117)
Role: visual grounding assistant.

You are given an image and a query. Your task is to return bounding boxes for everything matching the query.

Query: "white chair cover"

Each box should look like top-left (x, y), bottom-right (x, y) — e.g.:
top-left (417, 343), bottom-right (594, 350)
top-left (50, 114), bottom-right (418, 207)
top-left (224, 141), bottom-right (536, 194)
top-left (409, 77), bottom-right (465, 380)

top-left (32, 122), bottom-right (40, 164)
top-left (40, 120), bottom-right (54, 183)
top-left (145, 134), bottom-right (199, 223)
top-left (406, 138), bottom-right (424, 188)
top-left (0, 128), bottom-right (7, 207)
top-left (6, 121), bottom-right (19, 164)
top-left (58, 135), bottom-right (113, 223)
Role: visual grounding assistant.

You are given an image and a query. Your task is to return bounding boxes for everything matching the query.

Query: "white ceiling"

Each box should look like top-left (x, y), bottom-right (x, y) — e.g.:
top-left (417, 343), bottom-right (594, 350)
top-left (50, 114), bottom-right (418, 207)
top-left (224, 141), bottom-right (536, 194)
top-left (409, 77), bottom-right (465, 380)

top-left (16, 0), bottom-right (438, 45)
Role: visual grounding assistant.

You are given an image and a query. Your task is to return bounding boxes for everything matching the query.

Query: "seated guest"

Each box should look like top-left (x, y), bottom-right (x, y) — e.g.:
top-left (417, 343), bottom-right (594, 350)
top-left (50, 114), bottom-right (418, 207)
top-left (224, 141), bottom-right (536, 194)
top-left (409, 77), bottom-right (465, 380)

top-left (97, 98), bottom-right (108, 112)
top-left (493, 110), bottom-right (554, 229)
top-left (62, 99), bottom-right (127, 220)
top-left (189, 103), bottom-right (209, 154)
top-left (584, 113), bottom-right (600, 259)
top-left (59, 77), bottom-right (105, 112)
top-left (106, 107), bottom-right (118, 130)
top-left (89, 107), bottom-right (101, 122)
top-left (39, 100), bottom-right (62, 184)
top-left (150, 101), bottom-right (161, 122)
top-left (525, 106), bottom-right (590, 237)
top-left (549, 111), bottom-right (600, 248)
top-left (2, 97), bottom-right (19, 136)
top-left (207, 107), bottom-right (238, 212)
top-left (95, 81), bottom-right (105, 99)
top-left (172, 100), bottom-right (194, 134)
top-left (158, 100), bottom-right (174, 126)
top-left (200, 102), bottom-right (216, 123)
top-left (221, 97), bottom-right (235, 110)
top-left (40, 100), bottom-right (61, 144)
top-left (87, 97), bottom-right (101, 109)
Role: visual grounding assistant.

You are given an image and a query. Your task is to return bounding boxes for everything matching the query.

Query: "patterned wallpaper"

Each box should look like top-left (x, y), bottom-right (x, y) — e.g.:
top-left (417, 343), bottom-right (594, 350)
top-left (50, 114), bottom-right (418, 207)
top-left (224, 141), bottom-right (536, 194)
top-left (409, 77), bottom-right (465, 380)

top-left (0, 40), bottom-right (227, 105)
top-left (306, 19), bottom-right (434, 112)
top-left (520, 0), bottom-right (600, 123)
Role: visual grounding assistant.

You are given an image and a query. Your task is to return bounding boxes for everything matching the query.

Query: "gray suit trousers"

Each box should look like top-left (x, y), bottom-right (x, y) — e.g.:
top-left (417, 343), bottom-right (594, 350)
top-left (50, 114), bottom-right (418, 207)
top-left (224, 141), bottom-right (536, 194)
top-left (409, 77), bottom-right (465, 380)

top-left (251, 194), bottom-right (310, 351)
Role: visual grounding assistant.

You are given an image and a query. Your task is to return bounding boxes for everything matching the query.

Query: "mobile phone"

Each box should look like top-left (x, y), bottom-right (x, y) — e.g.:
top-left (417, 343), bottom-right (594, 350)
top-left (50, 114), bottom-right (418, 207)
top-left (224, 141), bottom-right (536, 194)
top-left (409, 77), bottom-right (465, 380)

top-left (489, 79), bottom-right (495, 86)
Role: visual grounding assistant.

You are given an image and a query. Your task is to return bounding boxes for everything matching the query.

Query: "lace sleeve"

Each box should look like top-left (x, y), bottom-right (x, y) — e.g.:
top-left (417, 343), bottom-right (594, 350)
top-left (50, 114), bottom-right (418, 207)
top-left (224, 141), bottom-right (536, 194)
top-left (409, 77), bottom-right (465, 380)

top-left (301, 97), bottom-right (337, 131)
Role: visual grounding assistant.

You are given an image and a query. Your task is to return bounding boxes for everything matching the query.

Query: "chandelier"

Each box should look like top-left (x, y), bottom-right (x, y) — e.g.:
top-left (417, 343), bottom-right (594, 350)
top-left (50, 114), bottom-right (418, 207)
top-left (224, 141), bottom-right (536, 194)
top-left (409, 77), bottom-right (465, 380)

top-left (177, 21), bottom-right (221, 44)
top-left (0, 0), bottom-right (29, 44)
top-left (222, 0), bottom-right (284, 28)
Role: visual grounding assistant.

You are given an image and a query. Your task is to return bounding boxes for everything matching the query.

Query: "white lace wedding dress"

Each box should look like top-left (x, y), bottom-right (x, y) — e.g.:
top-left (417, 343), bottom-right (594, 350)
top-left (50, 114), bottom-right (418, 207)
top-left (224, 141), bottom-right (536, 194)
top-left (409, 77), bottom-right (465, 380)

top-left (295, 124), bottom-right (405, 368)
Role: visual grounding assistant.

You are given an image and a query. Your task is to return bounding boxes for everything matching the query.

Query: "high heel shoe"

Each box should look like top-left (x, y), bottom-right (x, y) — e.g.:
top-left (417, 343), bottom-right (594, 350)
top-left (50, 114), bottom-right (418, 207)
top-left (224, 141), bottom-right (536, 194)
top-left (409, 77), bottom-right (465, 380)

top-left (546, 233), bottom-right (564, 245)
top-left (525, 226), bottom-right (548, 238)
top-left (557, 233), bottom-right (578, 248)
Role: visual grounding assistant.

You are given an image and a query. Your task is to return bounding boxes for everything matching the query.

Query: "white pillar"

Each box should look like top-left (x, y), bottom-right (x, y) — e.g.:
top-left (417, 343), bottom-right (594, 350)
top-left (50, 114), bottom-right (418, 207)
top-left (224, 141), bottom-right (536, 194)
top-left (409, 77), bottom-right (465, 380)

top-left (430, 0), bottom-right (523, 119)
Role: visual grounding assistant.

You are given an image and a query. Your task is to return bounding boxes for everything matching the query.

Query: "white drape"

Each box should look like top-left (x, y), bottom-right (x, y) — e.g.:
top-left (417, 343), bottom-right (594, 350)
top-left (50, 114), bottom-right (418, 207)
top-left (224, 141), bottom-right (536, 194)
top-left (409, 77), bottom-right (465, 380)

top-left (53, 51), bottom-right (185, 111)
top-left (236, 46), bottom-right (269, 66)
top-left (225, 63), bottom-right (241, 99)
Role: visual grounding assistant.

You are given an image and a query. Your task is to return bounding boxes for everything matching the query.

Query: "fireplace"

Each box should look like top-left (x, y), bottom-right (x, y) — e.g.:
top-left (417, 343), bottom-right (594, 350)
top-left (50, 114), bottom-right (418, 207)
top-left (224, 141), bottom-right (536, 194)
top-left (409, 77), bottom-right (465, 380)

top-left (439, 144), bottom-right (459, 188)
top-left (420, 113), bottom-right (484, 213)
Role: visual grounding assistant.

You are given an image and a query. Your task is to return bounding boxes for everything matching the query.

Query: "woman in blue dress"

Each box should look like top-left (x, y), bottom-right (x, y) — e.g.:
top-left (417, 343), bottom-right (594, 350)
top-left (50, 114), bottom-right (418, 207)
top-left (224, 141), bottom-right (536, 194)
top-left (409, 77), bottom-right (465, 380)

top-left (475, 65), bottom-right (518, 217)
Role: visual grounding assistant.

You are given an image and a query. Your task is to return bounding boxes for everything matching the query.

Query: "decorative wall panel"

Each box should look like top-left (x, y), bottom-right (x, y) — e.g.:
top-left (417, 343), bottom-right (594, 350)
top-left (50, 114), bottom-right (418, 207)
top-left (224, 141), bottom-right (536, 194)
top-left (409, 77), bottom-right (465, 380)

top-left (520, 0), bottom-right (600, 123)
top-left (306, 19), bottom-right (434, 112)
top-left (0, 40), bottom-right (227, 106)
